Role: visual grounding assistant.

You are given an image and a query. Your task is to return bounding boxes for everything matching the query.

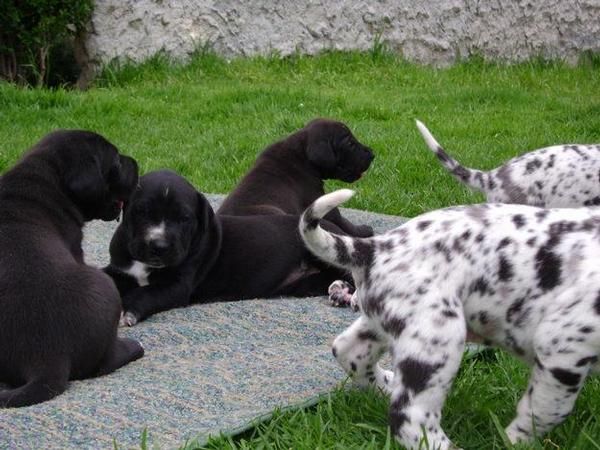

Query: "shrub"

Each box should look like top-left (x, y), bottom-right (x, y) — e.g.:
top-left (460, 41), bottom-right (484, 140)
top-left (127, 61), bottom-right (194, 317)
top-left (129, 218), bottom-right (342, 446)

top-left (0, 0), bottom-right (93, 86)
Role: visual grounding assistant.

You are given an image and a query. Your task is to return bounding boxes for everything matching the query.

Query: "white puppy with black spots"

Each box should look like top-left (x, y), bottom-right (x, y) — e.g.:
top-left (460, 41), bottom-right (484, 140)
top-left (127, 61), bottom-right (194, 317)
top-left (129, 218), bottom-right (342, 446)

top-left (417, 120), bottom-right (600, 207)
top-left (300, 189), bottom-right (600, 449)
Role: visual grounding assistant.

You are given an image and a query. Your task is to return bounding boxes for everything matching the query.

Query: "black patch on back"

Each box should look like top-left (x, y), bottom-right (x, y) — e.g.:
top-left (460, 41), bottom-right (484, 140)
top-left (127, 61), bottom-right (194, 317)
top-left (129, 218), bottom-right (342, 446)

top-left (525, 159), bottom-right (542, 174)
top-left (497, 237), bottom-right (511, 250)
top-left (550, 368), bottom-right (581, 387)
top-left (535, 245), bottom-right (562, 291)
top-left (512, 214), bottom-right (526, 229)
top-left (417, 220), bottom-right (432, 231)
top-left (506, 297), bottom-right (525, 323)
top-left (398, 358), bottom-right (443, 394)
top-left (498, 256), bottom-right (514, 281)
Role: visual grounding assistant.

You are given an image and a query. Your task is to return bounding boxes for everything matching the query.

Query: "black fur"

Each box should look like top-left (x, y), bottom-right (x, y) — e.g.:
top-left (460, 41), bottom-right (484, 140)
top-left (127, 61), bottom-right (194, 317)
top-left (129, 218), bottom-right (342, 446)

top-left (217, 118), bottom-right (375, 237)
top-left (0, 130), bottom-right (143, 408)
top-left (105, 170), bottom-right (348, 324)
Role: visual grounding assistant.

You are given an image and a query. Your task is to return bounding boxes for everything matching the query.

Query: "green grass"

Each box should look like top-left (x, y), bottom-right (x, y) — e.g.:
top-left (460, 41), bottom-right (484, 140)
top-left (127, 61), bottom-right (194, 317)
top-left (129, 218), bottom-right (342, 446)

top-left (2, 51), bottom-right (600, 449)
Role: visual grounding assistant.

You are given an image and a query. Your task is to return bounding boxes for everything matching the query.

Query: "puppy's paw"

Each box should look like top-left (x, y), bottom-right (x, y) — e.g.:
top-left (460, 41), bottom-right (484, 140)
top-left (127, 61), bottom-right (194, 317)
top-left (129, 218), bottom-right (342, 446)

top-left (119, 311), bottom-right (139, 327)
top-left (349, 291), bottom-right (360, 312)
top-left (328, 280), bottom-right (354, 307)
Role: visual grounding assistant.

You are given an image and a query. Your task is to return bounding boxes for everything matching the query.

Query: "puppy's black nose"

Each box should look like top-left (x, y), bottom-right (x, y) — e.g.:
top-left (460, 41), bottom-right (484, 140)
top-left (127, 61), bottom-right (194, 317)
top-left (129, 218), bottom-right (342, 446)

top-left (148, 240), bottom-right (169, 256)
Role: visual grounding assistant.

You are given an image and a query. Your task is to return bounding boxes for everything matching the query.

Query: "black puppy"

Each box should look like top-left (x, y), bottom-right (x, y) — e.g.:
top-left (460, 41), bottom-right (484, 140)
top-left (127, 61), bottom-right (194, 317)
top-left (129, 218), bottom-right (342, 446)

top-left (105, 170), bottom-right (347, 326)
top-left (0, 130), bottom-right (144, 408)
top-left (217, 118), bottom-right (375, 237)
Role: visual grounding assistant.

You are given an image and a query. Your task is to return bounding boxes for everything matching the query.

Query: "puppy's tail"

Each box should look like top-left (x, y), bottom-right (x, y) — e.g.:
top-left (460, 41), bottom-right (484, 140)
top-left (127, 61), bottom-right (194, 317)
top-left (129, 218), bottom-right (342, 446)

top-left (300, 189), bottom-right (369, 271)
top-left (416, 120), bottom-right (489, 193)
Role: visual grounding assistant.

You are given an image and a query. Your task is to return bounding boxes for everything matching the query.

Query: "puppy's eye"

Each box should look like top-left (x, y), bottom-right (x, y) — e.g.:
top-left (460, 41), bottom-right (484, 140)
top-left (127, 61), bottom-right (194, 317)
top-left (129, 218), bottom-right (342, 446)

top-left (180, 213), bottom-right (192, 222)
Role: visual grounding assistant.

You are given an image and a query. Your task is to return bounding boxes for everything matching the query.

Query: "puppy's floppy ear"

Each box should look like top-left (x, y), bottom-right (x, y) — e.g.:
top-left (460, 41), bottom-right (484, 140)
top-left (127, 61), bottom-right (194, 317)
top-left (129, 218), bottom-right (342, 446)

top-left (196, 192), bottom-right (216, 230)
top-left (307, 140), bottom-right (336, 171)
top-left (64, 154), bottom-right (105, 205)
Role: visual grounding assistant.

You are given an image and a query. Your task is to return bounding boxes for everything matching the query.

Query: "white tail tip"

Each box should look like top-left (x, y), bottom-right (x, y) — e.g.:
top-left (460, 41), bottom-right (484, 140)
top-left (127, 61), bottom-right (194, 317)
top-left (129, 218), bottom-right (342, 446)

top-left (415, 119), bottom-right (440, 151)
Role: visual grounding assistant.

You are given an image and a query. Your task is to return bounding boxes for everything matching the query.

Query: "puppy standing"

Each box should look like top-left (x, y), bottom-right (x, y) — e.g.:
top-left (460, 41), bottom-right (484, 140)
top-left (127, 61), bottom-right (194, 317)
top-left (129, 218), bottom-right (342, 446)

top-left (0, 131), bottom-right (143, 407)
top-left (300, 189), bottom-right (600, 449)
top-left (417, 120), bottom-right (600, 207)
top-left (218, 118), bottom-right (375, 237)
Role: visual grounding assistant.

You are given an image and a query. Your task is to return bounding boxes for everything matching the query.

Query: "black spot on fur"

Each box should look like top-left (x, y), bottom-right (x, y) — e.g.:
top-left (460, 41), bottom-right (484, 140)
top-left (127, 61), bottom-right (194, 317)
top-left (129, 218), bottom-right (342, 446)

top-left (506, 297), bottom-right (525, 323)
top-left (334, 236), bottom-right (351, 265)
top-left (525, 159), bottom-right (542, 174)
top-left (584, 196), bottom-right (600, 206)
top-left (470, 277), bottom-right (490, 296)
top-left (452, 166), bottom-right (471, 181)
top-left (498, 256), bottom-right (514, 281)
top-left (350, 362), bottom-right (357, 372)
top-left (497, 237), bottom-right (511, 250)
top-left (382, 315), bottom-right (406, 338)
top-left (398, 358), bottom-right (443, 394)
top-left (546, 154), bottom-right (555, 169)
top-left (442, 309), bottom-right (458, 318)
top-left (535, 210), bottom-right (549, 222)
top-left (434, 241), bottom-right (452, 262)
top-left (576, 356), bottom-right (598, 367)
top-left (377, 240), bottom-right (394, 253)
top-left (595, 291), bottom-right (600, 315)
top-left (550, 368), bottom-right (581, 386)
top-left (512, 215), bottom-right (526, 229)
top-left (580, 326), bottom-right (594, 334)
top-left (389, 391), bottom-right (410, 434)
top-left (358, 330), bottom-right (380, 342)
top-left (352, 239), bottom-right (374, 267)
top-left (332, 346), bottom-right (338, 357)
top-left (535, 246), bottom-right (562, 291)
top-left (417, 220), bottom-right (432, 231)
top-left (526, 237), bottom-right (537, 247)
top-left (303, 206), bottom-right (319, 229)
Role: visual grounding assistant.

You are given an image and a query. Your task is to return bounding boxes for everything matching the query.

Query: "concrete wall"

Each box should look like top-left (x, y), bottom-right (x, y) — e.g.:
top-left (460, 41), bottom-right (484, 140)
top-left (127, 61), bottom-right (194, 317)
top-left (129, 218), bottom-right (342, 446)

top-left (83, 0), bottom-right (600, 68)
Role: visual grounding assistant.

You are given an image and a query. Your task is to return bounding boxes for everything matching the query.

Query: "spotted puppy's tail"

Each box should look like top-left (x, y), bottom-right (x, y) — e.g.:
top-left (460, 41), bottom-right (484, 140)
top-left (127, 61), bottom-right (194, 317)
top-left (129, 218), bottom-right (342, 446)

top-left (416, 119), bottom-right (489, 193)
top-left (300, 189), bottom-right (367, 271)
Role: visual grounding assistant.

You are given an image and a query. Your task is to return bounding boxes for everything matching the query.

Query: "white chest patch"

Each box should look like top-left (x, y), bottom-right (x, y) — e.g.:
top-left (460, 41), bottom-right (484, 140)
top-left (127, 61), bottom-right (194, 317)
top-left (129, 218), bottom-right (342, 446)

top-left (122, 260), bottom-right (151, 287)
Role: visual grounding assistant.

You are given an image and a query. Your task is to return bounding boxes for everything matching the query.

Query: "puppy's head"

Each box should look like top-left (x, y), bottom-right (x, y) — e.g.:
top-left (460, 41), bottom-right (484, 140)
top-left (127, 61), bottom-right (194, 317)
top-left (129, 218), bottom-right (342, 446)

top-left (122, 170), bottom-right (214, 268)
top-left (35, 130), bottom-right (138, 221)
top-left (304, 119), bottom-right (374, 182)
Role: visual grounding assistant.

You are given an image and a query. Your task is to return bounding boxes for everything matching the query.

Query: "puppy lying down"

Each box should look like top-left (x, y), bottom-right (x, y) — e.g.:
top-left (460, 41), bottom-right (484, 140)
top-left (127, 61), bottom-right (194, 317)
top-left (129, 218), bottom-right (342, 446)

top-left (300, 189), bottom-right (600, 449)
top-left (105, 170), bottom-right (349, 326)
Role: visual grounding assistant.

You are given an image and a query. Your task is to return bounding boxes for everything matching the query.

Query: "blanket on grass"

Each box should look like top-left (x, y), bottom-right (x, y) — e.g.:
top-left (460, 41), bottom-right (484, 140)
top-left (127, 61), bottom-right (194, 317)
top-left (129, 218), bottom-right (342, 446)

top-left (0, 195), bottom-right (405, 449)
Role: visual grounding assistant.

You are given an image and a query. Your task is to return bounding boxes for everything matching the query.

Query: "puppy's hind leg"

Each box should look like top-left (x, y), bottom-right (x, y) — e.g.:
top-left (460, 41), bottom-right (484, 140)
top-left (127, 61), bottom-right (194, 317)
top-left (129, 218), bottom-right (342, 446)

top-left (388, 297), bottom-right (466, 450)
top-left (0, 363), bottom-right (69, 408)
top-left (96, 337), bottom-right (144, 376)
top-left (332, 315), bottom-right (394, 394)
top-left (506, 305), bottom-right (597, 443)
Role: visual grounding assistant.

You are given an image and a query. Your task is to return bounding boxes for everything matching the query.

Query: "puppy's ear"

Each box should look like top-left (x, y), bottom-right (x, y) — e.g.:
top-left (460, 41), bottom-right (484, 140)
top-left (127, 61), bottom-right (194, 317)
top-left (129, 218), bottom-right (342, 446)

top-left (196, 192), bottom-right (216, 230)
top-left (64, 154), bottom-right (105, 205)
top-left (307, 140), bottom-right (336, 171)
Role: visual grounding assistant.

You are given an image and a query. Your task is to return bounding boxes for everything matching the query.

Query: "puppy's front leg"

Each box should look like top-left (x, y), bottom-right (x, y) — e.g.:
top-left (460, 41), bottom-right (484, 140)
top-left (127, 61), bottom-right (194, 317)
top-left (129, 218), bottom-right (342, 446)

top-left (121, 279), bottom-right (193, 326)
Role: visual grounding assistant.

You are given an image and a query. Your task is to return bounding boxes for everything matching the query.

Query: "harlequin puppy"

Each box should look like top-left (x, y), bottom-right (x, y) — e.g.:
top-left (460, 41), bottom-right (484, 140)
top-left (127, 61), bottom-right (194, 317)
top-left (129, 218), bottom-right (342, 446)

top-left (218, 118), bottom-right (375, 237)
top-left (105, 170), bottom-right (348, 326)
top-left (300, 189), bottom-right (600, 449)
top-left (417, 120), bottom-right (600, 207)
top-left (0, 130), bottom-right (143, 407)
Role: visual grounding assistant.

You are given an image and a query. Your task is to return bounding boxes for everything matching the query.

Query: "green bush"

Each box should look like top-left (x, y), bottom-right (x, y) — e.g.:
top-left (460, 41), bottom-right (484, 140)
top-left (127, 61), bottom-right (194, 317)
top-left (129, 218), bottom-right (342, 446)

top-left (0, 0), bottom-right (93, 86)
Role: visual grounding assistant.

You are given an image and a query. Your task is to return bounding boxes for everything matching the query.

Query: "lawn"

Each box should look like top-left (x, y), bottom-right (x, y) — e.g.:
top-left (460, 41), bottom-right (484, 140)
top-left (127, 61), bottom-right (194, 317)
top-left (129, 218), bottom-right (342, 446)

top-left (1, 51), bottom-right (600, 449)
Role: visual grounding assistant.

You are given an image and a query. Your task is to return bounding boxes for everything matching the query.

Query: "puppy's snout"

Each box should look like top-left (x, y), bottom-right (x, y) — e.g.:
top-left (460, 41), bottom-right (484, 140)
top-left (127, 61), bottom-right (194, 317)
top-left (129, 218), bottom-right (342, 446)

top-left (148, 239), bottom-right (169, 257)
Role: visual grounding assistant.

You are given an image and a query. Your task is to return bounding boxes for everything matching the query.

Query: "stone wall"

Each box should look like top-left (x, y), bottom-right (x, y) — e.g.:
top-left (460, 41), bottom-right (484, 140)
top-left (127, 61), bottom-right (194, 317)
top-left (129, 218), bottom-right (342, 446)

top-left (83, 0), bottom-right (600, 68)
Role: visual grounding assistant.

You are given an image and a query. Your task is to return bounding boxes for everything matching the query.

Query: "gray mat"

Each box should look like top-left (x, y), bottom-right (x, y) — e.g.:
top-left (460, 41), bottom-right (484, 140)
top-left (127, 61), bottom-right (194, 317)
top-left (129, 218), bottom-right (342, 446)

top-left (0, 195), bottom-right (405, 450)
